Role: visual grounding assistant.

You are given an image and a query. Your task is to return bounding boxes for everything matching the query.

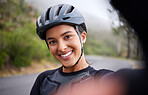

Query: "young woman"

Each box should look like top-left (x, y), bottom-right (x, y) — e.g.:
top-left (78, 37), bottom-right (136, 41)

top-left (30, 4), bottom-right (114, 95)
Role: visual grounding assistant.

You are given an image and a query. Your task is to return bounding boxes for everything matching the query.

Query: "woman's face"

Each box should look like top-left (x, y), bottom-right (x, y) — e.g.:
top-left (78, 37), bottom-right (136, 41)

top-left (46, 25), bottom-right (86, 67)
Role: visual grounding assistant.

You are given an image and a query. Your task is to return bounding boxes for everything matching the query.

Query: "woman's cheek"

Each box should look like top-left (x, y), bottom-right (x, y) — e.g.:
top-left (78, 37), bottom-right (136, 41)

top-left (49, 46), bottom-right (56, 54)
top-left (71, 38), bottom-right (81, 46)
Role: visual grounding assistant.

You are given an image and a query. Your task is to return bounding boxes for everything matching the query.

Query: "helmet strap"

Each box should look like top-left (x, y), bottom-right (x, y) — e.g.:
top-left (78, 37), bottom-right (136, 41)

top-left (45, 40), bottom-right (49, 49)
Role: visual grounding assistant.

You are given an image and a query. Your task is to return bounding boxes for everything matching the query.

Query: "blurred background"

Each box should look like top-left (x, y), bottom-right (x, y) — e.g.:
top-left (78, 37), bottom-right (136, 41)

top-left (0, 0), bottom-right (145, 95)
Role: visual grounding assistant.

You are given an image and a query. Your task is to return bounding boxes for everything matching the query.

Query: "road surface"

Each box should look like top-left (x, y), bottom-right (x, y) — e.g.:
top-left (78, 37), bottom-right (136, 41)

top-left (0, 56), bottom-right (144, 95)
top-left (86, 55), bottom-right (143, 71)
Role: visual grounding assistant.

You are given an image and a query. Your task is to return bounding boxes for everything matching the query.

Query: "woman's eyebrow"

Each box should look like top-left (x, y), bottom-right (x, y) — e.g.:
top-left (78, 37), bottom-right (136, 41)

top-left (46, 31), bottom-right (73, 41)
top-left (61, 31), bottom-right (73, 37)
top-left (46, 37), bottom-right (54, 41)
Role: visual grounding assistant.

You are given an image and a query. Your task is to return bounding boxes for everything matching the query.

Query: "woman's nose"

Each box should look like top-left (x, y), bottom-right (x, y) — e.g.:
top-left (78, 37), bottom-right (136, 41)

top-left (57, 42), bottom-right (67, 52)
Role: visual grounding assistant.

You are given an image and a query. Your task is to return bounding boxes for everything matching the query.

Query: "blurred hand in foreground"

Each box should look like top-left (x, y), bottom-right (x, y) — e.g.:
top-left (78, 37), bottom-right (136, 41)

top-left (53, 74), bottom-right (127, 95)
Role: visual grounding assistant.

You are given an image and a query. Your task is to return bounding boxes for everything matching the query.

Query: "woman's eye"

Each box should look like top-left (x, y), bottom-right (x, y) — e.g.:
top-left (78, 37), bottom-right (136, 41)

top-left (65, 35), bottom-right (72, 39)
top-left (49, 41), bottom-right (56, 45)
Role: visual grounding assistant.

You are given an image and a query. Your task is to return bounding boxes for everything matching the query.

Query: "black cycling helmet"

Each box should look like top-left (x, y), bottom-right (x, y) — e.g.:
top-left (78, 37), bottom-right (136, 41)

top-left (36, 4), bottom-right (87, 40)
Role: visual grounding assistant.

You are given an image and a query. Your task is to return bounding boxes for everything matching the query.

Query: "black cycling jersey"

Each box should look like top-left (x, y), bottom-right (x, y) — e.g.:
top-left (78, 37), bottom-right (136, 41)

top-left (30, 66), bottom-right (113, 95)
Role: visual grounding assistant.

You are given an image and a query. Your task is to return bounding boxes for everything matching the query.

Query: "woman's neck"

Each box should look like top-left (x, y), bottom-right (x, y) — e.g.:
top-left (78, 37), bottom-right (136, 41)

top-left (62, 55), bottom-right (89, 73)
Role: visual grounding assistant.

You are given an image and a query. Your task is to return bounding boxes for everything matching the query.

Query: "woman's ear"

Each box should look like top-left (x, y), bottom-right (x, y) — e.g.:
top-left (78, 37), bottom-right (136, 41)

top-left (81, 31), bottom-right (87, 44)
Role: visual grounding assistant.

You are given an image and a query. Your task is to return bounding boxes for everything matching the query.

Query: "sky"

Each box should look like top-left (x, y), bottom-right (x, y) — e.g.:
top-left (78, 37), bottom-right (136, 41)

top-left (25, 0), bottom-right (120, 32)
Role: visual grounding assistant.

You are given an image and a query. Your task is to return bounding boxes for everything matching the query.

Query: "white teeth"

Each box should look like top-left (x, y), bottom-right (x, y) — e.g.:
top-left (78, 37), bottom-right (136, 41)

top-left (61, 51), bottom-right (72, 57)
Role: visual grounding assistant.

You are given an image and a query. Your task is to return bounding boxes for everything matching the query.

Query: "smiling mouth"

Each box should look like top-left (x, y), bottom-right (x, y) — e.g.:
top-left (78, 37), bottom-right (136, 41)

top-left (60, 51), bottom-right (73, 59)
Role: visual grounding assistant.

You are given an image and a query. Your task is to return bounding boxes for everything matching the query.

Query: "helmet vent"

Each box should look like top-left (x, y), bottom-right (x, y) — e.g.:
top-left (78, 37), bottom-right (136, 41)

top-left (56, 6), bottom-right (62, 16)
top-left (39, 18), bottom-right (42, 26)
top-left (46, 8), bottom-right (51, 20)
top-left (62, 17), bottom-right (70, 20)
top-left (66, 6), bottom-right (74, 14)
top-left (40, 18), bottom-right (42, 23)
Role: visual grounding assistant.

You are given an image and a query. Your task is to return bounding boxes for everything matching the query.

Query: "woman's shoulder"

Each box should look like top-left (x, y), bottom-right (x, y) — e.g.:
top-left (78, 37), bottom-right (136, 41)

top-left (37, 67), bottom-right (61, 82)
top-left (95, 69), bottom-right (114, 77)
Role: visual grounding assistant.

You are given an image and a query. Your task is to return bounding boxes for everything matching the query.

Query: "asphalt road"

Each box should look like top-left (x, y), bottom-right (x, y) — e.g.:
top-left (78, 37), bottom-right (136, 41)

top-left (85, 55), bottom-right (143, 71)
top-left (0, 74), bottom-right (38, 95)
top-left (0, 56), bottom-right (144, 95)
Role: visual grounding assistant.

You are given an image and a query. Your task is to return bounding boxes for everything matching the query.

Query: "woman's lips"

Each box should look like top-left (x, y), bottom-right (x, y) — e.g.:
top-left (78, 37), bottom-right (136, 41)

top-left (60, 51), bottom-right (73, 59)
